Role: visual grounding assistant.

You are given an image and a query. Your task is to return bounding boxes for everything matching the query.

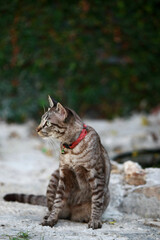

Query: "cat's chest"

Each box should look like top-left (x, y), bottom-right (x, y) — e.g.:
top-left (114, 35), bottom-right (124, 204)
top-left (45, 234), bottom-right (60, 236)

top-left (60, 153), bottom-right (90, 189)
top-left (61, 153), bottom-right (78, 168)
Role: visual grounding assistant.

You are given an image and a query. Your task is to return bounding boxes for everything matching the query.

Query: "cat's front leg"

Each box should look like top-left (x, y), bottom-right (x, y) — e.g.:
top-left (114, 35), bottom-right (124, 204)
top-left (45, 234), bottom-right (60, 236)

top-left (46, 169), bottom-right (59, 211)
top-left (41, 169), bottom-right (60, 224)
top-left (42, 176), bottom-right (66, 227)
top-left (88, 170), bottom-right (105, 229)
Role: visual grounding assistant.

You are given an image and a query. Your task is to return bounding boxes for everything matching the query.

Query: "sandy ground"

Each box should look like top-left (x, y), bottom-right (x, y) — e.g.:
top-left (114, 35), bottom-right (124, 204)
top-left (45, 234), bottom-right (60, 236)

top-left (0, 115), bottom-right (160, 240)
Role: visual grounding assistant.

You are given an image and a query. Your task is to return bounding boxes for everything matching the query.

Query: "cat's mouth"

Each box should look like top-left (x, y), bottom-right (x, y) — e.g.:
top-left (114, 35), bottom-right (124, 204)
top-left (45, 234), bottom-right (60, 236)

top-left (36, 128), bottom-right (53, 139)
top-left (37, 131), bottom-right (49, 138)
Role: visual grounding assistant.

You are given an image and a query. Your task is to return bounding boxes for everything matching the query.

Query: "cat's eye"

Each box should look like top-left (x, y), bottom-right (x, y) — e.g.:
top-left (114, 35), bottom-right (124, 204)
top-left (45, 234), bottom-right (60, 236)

top-left (46, 121), bottom-right (52, 127)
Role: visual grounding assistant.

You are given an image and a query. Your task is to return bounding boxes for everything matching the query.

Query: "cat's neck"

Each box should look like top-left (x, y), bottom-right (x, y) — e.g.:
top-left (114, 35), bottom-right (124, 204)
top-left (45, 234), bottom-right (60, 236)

top-left (61, 120), bottom-right (84, 146)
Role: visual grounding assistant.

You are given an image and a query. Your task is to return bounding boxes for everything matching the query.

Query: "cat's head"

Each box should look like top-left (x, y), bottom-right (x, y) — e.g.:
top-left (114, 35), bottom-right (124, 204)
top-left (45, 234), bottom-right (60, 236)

top-left (36, 96), bottom-right (70, 140)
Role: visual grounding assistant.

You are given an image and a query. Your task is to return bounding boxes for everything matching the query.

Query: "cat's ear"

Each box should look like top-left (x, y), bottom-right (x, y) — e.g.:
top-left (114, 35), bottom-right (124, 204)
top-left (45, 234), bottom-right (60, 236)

top-left (56, 103), bottom-right (68, 121)
top-left (48, 95), bottom-right (54, 108)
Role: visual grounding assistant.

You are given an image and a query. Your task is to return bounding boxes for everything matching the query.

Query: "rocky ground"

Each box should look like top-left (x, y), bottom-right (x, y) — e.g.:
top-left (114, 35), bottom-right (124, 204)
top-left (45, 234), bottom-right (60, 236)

top-left (0, 114), bottom-right (160, 240)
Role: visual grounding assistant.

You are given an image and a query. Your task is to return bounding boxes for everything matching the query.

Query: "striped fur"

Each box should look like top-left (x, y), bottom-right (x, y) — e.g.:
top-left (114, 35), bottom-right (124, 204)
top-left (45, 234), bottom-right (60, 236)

top-left (4, 97), bottom-right (111, 229)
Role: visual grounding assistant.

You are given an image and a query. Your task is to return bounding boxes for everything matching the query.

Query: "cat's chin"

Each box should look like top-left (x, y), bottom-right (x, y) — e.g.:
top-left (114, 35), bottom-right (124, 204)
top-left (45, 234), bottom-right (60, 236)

top-left (41, 135), bottom-right (54, 140)
top-left (42, 137), bottom-right (48, 140)
top-left (37, 133), bottom-right (48, 139)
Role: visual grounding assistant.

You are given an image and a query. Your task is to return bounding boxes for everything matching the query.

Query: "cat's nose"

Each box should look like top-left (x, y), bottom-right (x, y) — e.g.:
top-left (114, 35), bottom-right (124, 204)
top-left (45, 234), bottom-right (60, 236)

top-left (36, 126), bottom-right (42, 132)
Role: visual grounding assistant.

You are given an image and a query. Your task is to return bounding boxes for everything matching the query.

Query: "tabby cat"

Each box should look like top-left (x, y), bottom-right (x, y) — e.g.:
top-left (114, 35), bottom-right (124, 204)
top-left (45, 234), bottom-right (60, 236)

top-left (4, 96), bottom-right (111, 229)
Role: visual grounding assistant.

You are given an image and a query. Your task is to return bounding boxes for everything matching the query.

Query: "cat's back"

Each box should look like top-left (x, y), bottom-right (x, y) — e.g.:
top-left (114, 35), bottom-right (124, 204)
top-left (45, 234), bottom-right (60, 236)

top-left (85, 125), bottom-right (111, 184)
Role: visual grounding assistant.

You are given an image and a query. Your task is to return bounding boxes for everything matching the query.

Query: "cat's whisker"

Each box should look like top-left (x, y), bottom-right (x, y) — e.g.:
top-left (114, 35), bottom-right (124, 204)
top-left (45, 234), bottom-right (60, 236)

top-left (46, 136), bottom-right (60, 159)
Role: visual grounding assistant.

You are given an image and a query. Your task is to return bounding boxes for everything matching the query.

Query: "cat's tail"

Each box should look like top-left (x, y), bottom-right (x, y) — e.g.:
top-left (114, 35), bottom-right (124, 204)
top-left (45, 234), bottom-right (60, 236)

top-left (3, 193), bottom-right (47, 207)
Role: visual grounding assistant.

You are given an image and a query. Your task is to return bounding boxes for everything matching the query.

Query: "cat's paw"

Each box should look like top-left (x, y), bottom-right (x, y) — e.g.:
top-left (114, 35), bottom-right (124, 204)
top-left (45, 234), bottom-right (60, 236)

top-left (43, 215), bottom-right (49, 220)
top-left (43, 212), bottom-right (50, 220)
top-left (88, 219), bottom-right (102, 229)
top-left (40, 218), bottom-right (58, 227)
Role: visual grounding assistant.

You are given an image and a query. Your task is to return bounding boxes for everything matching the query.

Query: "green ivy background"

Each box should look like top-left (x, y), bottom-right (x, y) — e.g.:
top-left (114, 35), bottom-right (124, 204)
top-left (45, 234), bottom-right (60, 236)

top-left (0, 0), bottom-right (159, 122)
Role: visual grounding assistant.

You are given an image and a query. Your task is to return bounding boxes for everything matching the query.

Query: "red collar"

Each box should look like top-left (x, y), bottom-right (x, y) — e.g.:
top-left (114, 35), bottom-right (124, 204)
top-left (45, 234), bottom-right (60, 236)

top-left (62, 124), bottom-right (87, 153)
